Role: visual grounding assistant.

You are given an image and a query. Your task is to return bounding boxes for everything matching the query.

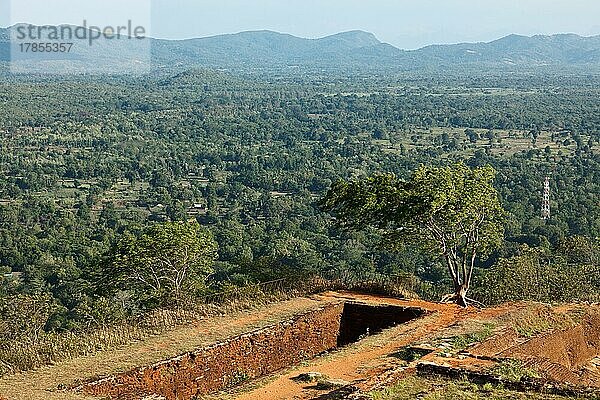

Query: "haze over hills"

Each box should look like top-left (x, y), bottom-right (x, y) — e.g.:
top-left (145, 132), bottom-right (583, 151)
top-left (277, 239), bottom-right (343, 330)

top-left (1, 25), bottom-right (600, 74)
top-left (418, 33), bottom-right (600, 66)
top-left (149, 30), bottom-right (402, 70)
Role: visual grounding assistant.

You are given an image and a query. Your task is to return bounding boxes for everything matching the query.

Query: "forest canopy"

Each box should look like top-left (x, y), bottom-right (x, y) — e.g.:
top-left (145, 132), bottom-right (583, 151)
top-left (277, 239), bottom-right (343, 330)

top-left (0, 70), bottom-right (598, 333)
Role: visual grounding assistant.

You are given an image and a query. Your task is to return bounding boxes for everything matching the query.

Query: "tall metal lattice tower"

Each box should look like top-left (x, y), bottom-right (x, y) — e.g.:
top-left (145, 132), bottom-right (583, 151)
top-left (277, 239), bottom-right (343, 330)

top-left (542, 177), bottom-right (551, 220)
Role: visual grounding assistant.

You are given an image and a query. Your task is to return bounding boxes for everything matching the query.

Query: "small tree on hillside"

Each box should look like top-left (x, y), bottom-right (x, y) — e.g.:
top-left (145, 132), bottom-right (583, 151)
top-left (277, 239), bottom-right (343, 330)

top-left (321, 162), bottom-right (504, 307)
top-left (101, 221), bottom-right (218, 308)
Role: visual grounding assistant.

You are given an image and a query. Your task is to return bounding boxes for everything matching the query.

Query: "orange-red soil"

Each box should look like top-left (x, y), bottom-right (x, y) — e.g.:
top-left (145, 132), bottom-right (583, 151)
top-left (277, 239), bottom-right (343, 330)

top-left (3, 292), bottom-right (598, 400)
top-left (235, 292), bottom-right (511, 400)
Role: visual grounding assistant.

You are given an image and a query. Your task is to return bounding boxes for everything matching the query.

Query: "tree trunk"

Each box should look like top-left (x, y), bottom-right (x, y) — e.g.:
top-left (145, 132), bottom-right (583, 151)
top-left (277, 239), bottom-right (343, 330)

top-left (455, 284), bottom-right (468, 308)
top-left (441, 284), bottom-right (469, 307)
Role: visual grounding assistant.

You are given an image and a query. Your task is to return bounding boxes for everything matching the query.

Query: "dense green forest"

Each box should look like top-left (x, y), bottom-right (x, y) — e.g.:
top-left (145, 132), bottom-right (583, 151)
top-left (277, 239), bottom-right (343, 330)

top-left (0, 70), bottom-right (599, 334)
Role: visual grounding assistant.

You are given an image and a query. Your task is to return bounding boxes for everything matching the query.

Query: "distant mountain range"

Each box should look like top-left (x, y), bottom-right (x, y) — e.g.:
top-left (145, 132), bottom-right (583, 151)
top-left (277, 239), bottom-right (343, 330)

top-left (1, 25), bottom-right (600, 74)
top-left (151, 30), bottom-right (400, 68)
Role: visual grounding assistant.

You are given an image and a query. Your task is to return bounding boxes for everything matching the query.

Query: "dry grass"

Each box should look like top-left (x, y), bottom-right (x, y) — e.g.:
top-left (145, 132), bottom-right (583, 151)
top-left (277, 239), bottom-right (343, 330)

top-left (498, 303), bottom-right (579, 338)
top-left (0, 281), bottom-right (295, 376)
top-left (0, 296), bottom-right (332, 400)
top-left (0, 275), bottom-right (417, 400)
top-left (426, 319), bottom-right (499, 351)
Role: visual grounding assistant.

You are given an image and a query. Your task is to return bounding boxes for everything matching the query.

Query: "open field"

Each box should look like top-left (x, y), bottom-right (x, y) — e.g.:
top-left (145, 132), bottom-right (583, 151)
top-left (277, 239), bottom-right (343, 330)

top-left (376, 127), bottom-right (592, 158)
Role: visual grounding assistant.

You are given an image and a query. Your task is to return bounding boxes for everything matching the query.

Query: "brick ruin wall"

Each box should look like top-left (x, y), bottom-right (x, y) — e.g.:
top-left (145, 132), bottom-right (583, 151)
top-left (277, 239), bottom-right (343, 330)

top-left (79, 301), bottom-right (426, 400)
top-left (81, 303), bottom-right (346, 399)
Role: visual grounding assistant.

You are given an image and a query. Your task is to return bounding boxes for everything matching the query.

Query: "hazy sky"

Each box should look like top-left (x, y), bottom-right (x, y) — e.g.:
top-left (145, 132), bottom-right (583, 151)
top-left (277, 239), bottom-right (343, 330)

top-left (3, 0), bottom-right (600, 49)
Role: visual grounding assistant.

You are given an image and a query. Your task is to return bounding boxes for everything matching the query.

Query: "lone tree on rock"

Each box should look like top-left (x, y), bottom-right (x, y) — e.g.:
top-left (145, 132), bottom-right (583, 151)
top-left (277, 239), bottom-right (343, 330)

top-left (321, 162), bottom-right (504, 307)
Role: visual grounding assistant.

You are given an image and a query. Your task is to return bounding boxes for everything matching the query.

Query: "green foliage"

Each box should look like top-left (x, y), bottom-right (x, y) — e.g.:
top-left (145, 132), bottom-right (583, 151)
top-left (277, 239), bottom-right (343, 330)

top-left (0, 71), bottom-right (598, 346)
top-left (0, 293), bottom-right (56, 341)
top-left (226, 370), bottom-right (251, 388)
top-left (392, 346), bottom-right (431, 362)
top-left (474, 243), bottom-right (600, 305)
top-left (370, 376), bottom-right (572, 400)
top-left (101, 221), bottom-right (217, 307)
top-left (450, 323), bottom-right (496, 350)
top-left (322, 162), bottom-right (505, 305)
top-left (491, 360), bottom-right (541, 382)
